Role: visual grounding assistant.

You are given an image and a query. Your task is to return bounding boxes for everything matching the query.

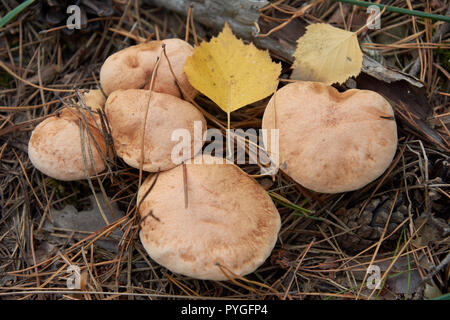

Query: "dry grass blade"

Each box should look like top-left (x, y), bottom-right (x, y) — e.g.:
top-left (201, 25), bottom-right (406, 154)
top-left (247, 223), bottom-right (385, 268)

top-left (138, 50), bottom-right (162, 190)
top-left (0, 60), bottom-right (75, 93)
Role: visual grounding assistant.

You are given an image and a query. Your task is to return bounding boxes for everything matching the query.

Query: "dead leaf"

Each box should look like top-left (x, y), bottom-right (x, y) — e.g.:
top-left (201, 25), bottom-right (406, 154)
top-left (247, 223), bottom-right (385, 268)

top-left (25, 241), bottom-right (57, 266)
top-left (424, 282), bottom-right (442, 299)
top-left (355, 69), bottom-right (446, 151)
top-left (42, 193), bottom-right (124, 252)
top-left (412, 215), bottom-right (449, 247)
top-left (291, 23), bottom-right (363, 85)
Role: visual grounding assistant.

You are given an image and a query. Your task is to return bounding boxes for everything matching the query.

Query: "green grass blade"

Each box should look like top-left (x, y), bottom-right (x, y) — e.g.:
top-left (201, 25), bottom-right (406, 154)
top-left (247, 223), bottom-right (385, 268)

top-left (0, 0), bottom-right (35, 29)
top-left (335, 0), bottom-right (450, 23)
top-left (432, 293), bottom-right (450, 300)
top-left (268, 192), bottom-right (320, 220)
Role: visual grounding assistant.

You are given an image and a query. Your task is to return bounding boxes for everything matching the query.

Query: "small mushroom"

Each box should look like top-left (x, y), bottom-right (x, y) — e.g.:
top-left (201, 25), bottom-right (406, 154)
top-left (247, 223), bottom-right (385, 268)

top-left (28, 108), bottom-right (108, 181)
top-left (262, 81), bottom-right (398, 193)
top-left (100, 38), bottom-right (197, 99)
top-left (105, 89), bottom-right (206, 172)
top-left (81, 89), bottom-right (106, 111)
top-left (137, 155), bottom-right (281, 280)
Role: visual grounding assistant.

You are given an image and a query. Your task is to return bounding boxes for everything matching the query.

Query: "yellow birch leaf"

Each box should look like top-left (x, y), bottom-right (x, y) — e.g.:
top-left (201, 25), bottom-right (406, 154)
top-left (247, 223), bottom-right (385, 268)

top-left (291, 23), bottom-right (363, 85)
top-left (184, 23), bottom-right (281, 113)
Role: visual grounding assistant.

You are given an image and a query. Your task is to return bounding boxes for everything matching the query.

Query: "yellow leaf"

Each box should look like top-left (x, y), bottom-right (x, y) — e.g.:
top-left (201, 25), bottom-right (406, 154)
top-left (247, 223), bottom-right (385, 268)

top-left (291, 23), bottom-right (363, 85)
top-left (184, 23), bottom-right (281, 113)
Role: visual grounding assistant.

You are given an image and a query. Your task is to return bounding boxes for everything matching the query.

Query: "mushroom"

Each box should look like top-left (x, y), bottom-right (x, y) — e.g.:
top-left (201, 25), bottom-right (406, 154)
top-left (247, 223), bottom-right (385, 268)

top-left (105, 89), bottom-right (206, 172)
top-left (81, 89), bottom-right (106, 111)
top-left (100, 38), bottom-right (197, 99)
top-left (262, 81), bottom-right (398, 193)
top-left (28, 108), bottom-right (109, 181)
top-left (137, 155), bottom-right (281, 280)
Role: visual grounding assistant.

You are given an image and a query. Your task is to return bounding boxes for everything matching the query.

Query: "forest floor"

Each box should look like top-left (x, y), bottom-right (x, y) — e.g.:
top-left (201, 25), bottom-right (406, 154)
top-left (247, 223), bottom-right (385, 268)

top-left (0, 0), bottom-right (449, 300)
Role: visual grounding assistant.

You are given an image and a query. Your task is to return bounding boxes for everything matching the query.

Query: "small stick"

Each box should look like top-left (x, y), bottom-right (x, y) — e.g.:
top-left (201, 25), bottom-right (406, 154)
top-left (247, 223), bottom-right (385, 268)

top-left (155, 24), bottom-right (160, 41)
top-left (420, 252), bottom-right (450, 287)
top-left (183, 162), bottom-right (188, 209)
top-left (189, 5), bottom-right (199, 46)
top-left (91, 71), bottom-right (107, 99)
top-left (138, 49), bottom-right (163, 189)
top-left (257, 0), bottom-right (323, 38)
top-left (137, 170), bottom-right (160, 213)
top-left (0, 60), bottom-right (74, 93)
top-left (185, 4), bottom-right (193, 43)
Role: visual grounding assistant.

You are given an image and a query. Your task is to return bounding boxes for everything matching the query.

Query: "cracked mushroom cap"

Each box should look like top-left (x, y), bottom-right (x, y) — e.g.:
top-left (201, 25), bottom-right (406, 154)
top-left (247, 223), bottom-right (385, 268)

top-left (137, 155), bottom-right (281, 280)
top-left (262, 81), bottom-right (398, 193)
top-left (28, 108), bottom-right (108, 181)
top-left (105, 89), bottom-right (206, 172)
top-left (100, 38), bottom-right (197, 99)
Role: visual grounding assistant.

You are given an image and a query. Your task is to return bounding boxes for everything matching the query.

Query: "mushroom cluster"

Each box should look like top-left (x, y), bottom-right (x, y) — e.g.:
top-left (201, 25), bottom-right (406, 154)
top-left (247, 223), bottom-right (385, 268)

top-left (27, 38), bottom-right (281, 281)
top-left (27, 37), bottom-right (399, 281)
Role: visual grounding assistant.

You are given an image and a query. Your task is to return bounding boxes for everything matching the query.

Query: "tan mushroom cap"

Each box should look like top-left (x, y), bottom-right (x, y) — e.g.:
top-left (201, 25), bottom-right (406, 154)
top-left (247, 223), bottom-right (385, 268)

top-left (138, 155), bottom-right (281, 280)
top-left (262, 81), bottom-right (398, 193)
top-left (105, 89), bottom-right (206, 172)
top-left (28, 108), bottom-right (108, 181)
top-left (100, 38), bottom-right (197, 99)
top-left (81, 89), bottom-right (106, 111)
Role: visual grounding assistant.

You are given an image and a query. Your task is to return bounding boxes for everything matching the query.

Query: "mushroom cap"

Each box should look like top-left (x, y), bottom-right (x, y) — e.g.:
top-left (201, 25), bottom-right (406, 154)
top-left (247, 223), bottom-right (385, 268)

top-left (105, 89), bottom-right (206, 172)
top-left (28, 108), bottom-right (108, 181)
top-left (82, 89), bottom-right (106, 111)
top-left (262, 81), bottom-right (398, 193)
top-left (137, 155), bottom-right (281, 280)
top-left (100, 38), bottom-right (197, 99)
